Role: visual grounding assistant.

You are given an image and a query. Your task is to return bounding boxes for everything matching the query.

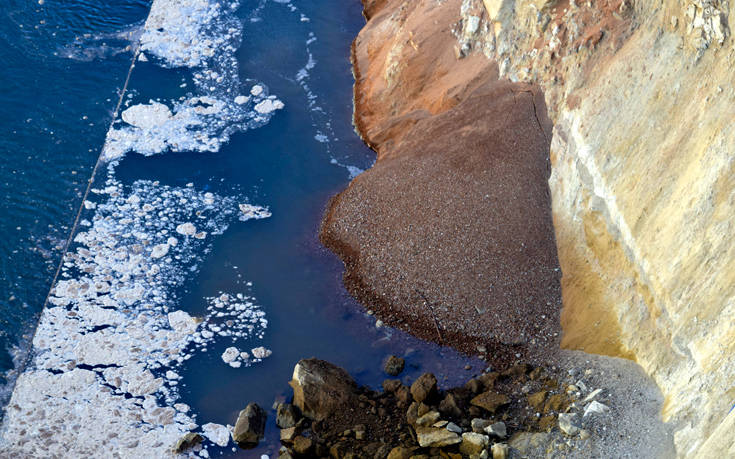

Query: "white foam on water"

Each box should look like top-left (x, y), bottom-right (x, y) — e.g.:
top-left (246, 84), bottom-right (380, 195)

top-left (1, 0), bottom-right (283, 456)
top-left (103, 0), bottom-right (283, 161)
top-left (0, 176), bottom-right (271, 457)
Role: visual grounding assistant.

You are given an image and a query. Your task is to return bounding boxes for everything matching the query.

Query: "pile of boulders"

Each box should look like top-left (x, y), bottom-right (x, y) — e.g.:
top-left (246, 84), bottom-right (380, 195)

top-left (173, 357), bottom-right (614, 457)
top-left (273, 357), bottom-right (575, 458)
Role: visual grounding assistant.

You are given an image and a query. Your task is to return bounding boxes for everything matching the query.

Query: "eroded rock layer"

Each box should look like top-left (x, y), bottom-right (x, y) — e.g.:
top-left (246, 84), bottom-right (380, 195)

top-left (460, 0), bottom-right (734, 454)
top-left (325, 0), bottom-right (734, 455)
top-left (323, 0), bottom-right (562, 362)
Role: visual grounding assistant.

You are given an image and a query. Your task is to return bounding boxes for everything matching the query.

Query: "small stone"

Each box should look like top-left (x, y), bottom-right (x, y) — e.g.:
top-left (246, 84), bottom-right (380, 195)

top-left (446, 422), bottom-right (462, 433)
top-left (406, 402), bottom-right (419, 425)
top-left (583, 400), bottom-right (610, 418)
top-left (232, 403), bottom-right (267, 446)
top-left (292, 436), bottom-right (313, 455)
top-left (465, 378), bottom-right (483, 394)
top-left (491, 442), bottom-right (509, 459)
top-left (471, 418), bottom-right (492, 433)
top-left (470, 391), bottom-right (510, 414)
top-left (501, 364), bottom-right (530, 379)
top-left (537, 415), bottom-right (556, 431)
top-left (172, 432), bottom-right (203, 453)
top-left (478, 372), bottom-right (498, 390)
top-left (280, 427), bottom-right (297, 442)
top-left (439, 393), bottom-right (463, 418)
top-left (579, 429), bottom-right (591, 440)
top-left (582, 388), bottom-right (603, 403)
top-left (276, 403), bottom-right (299, 429)
top-left (527, 391), bottom-right (547, 411)
top-left (384, 355), bottom-right (405, 376)
top-left (460, 432), bottom-right (489, 455)
top-left (485, 422), bottom-right (506, 439)
top-left (383, 379), bottom-right (402, 393)
top-left (410, 373), bottom-right (438, 403)
top-left (558, 413), bottom-right (580, 436)
top-left (416, 411), bottom-right (441, 426)
top-left (545, 394), bottom-right (566, 412)
top-left (415, 426), bottom-right (461, 447)
top-left (396, 385), bottom-right (412, 405)
top-left (388, 446), bottom-right (414, 459)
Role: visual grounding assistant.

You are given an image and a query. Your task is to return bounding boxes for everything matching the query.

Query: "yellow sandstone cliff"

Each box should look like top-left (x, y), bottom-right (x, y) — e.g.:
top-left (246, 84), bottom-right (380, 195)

top-left (345, 0), bottom-right (733, 455)
top-left (457, 0), bottom-right (734, 454)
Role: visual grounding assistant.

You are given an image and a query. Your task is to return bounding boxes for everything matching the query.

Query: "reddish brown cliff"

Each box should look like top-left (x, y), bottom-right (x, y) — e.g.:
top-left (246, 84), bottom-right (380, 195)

top-left (322, 0), bottom-right (561, 362)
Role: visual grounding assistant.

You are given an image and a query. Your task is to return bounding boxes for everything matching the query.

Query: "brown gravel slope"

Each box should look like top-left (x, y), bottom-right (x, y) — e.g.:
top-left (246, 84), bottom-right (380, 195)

top-left (321, 0), bottom-right (562, 363)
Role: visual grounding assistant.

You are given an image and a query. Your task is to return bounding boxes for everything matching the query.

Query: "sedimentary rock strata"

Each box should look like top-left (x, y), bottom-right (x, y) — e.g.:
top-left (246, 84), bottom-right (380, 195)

top-left (325, 0), bottom-right (734, 455)
top-left (459, 0), bottom-right (734, 454)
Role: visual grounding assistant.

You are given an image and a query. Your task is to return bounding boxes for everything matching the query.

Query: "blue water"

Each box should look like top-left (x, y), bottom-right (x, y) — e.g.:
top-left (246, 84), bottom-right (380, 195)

top-left (0, 0), bottom-right (480, 455)
top-left (0, 0), bottom-right (151, 394)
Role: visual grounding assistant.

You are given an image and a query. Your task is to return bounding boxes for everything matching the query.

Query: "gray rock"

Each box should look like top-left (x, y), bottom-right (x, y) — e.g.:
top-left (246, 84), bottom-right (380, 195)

top-left (410, 373), bottom-right (438, 403)
top-left (232, 403), bottom-right (266, 447)
top-left (485, 421), bottom-right (507, 438)
top-left (508, 432), bottom-right (550, 456)
top-left (583, 400), bottom-right (610, 418)
top-left (472, 418), bottom-right (493, 433)
top-left (289, 358), bottom-right (358, 421)
top-left (172, 432), bottom-right (202, 453)
top-left (446, 422), bottom-right (463, 433)
top-left (276, 403), bottom-right (299, 428)
top-left (558, 412), bottom-right (581, 436)
top-left (384, 355), bottom-right (405, 376)
top-left (415, 426), bottom-right (462, 447)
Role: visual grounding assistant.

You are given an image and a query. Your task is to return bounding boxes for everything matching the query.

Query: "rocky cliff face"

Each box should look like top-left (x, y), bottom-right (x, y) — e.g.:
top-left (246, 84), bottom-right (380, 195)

top-left (458, 0), bottom-right (734, 455)
top-left (326, 0), bottom-right (732, 455)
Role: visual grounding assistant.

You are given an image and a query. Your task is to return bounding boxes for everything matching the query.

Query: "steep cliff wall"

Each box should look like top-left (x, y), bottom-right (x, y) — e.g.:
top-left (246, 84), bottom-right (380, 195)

top-left (458, 0), bottom-right (734, 454)
top-left (326, 0), bottom-right (732, 454)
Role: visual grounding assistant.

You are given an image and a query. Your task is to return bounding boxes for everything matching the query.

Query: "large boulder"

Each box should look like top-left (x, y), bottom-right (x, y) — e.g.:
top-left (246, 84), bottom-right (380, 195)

top-left (232, 403), bottom-right (266, 447)
top-left (288, 358), bottom-right (358, 421)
